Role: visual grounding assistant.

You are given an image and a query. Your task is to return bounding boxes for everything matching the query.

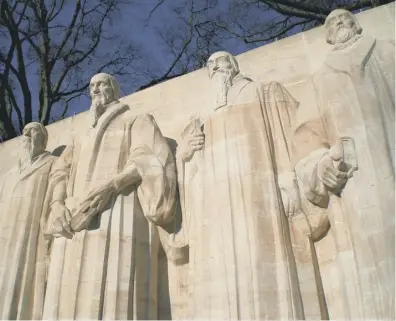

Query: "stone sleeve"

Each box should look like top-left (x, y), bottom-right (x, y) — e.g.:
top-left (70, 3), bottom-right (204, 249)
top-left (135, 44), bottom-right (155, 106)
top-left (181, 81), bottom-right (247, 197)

top-left (123, 113), bottom-right (177, 225)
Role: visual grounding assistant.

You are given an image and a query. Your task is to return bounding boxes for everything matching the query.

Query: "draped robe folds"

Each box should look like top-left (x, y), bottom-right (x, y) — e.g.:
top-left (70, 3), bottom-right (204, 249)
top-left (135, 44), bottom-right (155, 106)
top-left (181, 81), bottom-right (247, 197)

top-left (42, 103), bottom-right (176, 320)
top-left (0, 152), bottom-right (56, 319)
top-left (293, 36), bottom-right (395, 319)
top-left (180, 78), bottom-right (304, 319)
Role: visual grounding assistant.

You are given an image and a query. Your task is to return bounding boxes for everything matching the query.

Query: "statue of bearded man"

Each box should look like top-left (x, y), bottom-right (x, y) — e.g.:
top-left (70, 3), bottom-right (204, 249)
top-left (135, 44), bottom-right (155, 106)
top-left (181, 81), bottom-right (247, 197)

top-left (293, 9), bottom-right (395, 320)
top-left (0, 122), bottom-right (58, 319)
top-left (176, 51), bottom-right (304, 319)
top-left (42, 73), bottom-right (177, 319)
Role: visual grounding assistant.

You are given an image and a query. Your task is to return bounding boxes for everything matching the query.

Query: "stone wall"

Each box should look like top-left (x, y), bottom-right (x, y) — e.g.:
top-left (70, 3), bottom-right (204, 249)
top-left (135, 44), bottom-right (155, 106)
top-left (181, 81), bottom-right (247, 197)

top-left (0, 3), bottom-right (394, 319)
top-left (0, 4), bottom-right (393, 177)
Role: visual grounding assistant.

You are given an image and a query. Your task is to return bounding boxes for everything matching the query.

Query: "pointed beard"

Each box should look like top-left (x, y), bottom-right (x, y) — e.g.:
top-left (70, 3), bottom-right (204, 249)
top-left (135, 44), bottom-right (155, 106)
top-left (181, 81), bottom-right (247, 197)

top-left (90, 95), bottom-right (106, 127)
top-left (210, 70), bottom-right (233, 109)
top-left (18, 139), bottom-right (33, 170)
top-left (334, 27), bottom-right (356, 44)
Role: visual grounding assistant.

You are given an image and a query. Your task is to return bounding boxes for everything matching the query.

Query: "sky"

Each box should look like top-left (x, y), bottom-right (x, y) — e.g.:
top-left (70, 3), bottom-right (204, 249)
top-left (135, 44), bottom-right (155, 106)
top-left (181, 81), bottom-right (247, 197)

top-left (3, 0), bottom-right (316, 131)
top-left (55, 0), bottom-right (258, 118)
top-left (7, 1), bottom-right (184, 123)
top-left (4, 0), bottom-right (375, 133)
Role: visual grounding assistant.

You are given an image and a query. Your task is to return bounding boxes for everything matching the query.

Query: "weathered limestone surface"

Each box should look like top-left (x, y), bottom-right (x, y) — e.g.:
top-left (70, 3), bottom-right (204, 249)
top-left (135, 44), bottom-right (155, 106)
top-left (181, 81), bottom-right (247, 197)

top-left (0, 4), bottom-right (394, 320)
top-left (176, 51), bottom-right (303, 319)
top-left (0, 123), bottom-right (56, 319)
top-left (41, 73), bottom-right (177, 319)
top-left (293, 8), bottom-right (395, 320)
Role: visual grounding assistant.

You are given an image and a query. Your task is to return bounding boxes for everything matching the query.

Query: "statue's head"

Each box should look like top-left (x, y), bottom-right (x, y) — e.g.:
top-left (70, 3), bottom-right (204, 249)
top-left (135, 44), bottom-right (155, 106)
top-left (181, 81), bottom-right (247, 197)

top-left (325, 9), bottom-right (362, 45)
top-left (90, 73), bottom-right (120, 105)
top-left (206, 51), bottom-right (239, 80)
top-left (206, 51), bottom-right (239, 108)
top-left (89, 73), bottom-right (120, 127)
top-left (19, 122), bottom-right (48, 164)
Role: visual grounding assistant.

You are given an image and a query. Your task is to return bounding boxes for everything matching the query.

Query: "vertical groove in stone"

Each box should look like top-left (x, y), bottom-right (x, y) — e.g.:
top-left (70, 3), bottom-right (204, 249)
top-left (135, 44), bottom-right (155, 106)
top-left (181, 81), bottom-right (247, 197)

top-left (71, 230), bottom-right (87, 319)
top-left (102, 197), bottom-right (122, 319)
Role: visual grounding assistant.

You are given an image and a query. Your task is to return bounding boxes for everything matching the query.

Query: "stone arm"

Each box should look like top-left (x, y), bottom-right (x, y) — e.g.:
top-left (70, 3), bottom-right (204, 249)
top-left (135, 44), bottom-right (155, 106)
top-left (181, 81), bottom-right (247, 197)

top-left (260, 82), bottom-right (298, 186)
top-left (42, 144), bottom-right (73, 238)
top-left (71, 114), bottom-right (177, 232)
top-left (126, 113), bottom-right (177, 226)
top-left (48, 146), bottom-right (73, 207)
top-left (292, 88), bottom-right (331, 208)
top-left (259, 81), bottom-right (300, 216)
top-left (50, 178), bottom-right (67, 207)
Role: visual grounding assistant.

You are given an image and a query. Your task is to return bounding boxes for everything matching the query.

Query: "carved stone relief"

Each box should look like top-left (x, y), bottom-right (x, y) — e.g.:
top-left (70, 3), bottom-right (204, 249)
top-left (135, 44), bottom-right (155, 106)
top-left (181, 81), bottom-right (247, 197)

top-left (293, 8), bottom-right (395, 320)
top-left (0, 6), bottom-right (394, 320)
top-left (176, 51), bottom-right (304, 319)
top-left (41, 73), bottom-right (177, 319)
top-left (0, 122), bottom-right (56, 319)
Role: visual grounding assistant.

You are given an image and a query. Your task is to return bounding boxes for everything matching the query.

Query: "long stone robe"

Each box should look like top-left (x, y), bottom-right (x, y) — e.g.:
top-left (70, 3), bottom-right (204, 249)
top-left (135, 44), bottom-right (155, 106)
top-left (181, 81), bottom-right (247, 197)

top-left (181, 77), bottom-right (304, 319)
top-left (293, 36), bottom-right (395, 319)
top-left (0, 152), bottom-right (56, 319)
top-left (42, 103), bottom-right (176, 320)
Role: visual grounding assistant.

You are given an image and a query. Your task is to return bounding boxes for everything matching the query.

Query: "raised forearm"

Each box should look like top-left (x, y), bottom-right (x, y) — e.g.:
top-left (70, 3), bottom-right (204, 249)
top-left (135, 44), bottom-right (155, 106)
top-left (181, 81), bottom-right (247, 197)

top-left (50, 179), bottom-right (67, 207)
top-left (112, 163), bottom-right (142, 194)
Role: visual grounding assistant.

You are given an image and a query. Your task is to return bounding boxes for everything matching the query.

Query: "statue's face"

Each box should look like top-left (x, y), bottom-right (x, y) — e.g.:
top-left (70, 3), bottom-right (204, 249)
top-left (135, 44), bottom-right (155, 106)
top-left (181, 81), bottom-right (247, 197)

top-left (207, 54), bottom-right (236, 80)
top-left (89, 75), bottom-right (114, 105)
top-left (21, 124), bottom-right (45, 159)
top-left (326, 11), bottom-right (358, 44)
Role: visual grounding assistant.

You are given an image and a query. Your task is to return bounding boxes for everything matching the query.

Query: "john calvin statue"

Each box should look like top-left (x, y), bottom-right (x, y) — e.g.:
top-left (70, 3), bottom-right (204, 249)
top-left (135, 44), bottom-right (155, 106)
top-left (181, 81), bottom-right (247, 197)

top-left (293, 9), bottom-right (394, 319)
top-left (42, 73), bottom-right (177, 319)
top-left (0, 123), bottom-right (57, 319)
top-left (177, 51), bottom-right (304, 319)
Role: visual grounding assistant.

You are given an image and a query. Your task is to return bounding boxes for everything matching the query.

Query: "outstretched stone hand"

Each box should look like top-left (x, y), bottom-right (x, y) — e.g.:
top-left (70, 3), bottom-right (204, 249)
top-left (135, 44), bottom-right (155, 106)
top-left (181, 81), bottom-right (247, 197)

top-left (70, 181), bottom-right (116, 231)
top-left (84, 180), bottom-right (116, 208)
top-left (49, 202), bottom-right (74, 239)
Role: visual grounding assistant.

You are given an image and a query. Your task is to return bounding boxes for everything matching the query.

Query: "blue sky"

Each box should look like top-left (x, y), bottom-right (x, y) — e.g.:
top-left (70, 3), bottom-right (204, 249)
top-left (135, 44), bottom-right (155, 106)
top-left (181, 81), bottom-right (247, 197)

top-left (60, 0), bottom-right (258, 117)
top-left (4, 0), bottom-right (358, 131)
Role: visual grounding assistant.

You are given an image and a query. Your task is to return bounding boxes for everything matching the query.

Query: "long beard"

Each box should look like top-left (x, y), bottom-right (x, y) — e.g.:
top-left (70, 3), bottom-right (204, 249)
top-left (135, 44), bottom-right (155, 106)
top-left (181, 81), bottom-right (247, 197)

top-left (18, 139), bottom-right (34, 171)
top-left (210, 70), bottom-right (233, 109)
top-left (90, 95), bottom-right (107, 127)
top-left (334, 27), bottom-right (356, 44)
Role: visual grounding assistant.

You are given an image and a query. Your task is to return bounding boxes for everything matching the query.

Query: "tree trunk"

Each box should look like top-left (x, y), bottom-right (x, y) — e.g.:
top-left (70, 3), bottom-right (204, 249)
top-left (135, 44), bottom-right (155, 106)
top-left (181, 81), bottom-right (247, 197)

top-left (0, 102), bottom-right (17, 141)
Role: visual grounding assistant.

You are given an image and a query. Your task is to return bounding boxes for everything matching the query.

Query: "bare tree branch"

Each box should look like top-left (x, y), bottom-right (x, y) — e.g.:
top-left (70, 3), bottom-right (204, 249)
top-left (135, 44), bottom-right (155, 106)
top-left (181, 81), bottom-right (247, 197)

top-left (6, 84), bottom-right (24, 132)
top-left (145, 0), bottom-right (168, 26)
top-left (2, 1), bottom-right (33, 124)
top-left (213, 17), bottom-right (313, 43)
top-left (53, 0), bottom-right (81, 62)
top-left (139, 0), bottom-right (390, 92)
top-left (53, 2), bottom-right (115, 97)
top-left (0, 0), bottom-right (140, 141)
